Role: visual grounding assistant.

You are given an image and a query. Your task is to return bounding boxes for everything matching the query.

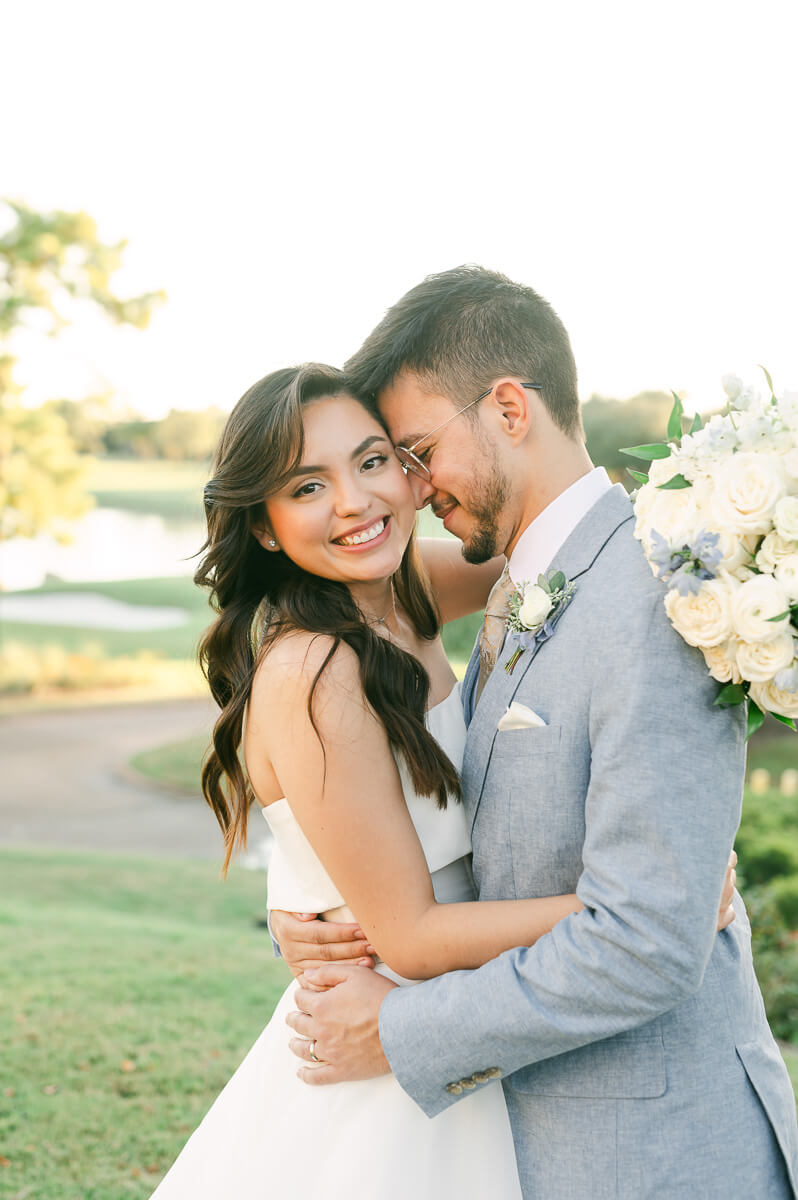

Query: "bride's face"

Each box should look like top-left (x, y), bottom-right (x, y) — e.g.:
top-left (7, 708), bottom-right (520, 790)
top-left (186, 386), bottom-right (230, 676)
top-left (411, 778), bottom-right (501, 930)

top-left (258, 394), bottom-right (416, 586)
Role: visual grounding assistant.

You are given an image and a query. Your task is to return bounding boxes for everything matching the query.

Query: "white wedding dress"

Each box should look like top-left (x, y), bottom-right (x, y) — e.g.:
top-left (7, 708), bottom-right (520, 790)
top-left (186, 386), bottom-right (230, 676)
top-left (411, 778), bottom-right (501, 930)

top-left (150, 685), bottom-right (522, 1198)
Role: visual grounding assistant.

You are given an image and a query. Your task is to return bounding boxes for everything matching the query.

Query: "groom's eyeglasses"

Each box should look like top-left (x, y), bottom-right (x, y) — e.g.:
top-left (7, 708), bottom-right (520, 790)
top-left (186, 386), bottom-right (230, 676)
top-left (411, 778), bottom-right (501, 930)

top-left (394, 382), bottom-right (543, 481)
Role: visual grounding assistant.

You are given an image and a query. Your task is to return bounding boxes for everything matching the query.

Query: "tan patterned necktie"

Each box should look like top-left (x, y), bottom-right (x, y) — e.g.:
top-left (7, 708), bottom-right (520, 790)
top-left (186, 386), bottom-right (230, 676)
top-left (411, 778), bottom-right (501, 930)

top-left (475, 563), bottom-right (515, 706)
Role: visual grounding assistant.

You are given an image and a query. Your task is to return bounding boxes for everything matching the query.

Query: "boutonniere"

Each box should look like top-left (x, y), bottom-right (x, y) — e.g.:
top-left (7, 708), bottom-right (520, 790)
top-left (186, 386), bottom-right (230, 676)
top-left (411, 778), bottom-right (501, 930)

top-left (504, 570), bottom-right (577, 674)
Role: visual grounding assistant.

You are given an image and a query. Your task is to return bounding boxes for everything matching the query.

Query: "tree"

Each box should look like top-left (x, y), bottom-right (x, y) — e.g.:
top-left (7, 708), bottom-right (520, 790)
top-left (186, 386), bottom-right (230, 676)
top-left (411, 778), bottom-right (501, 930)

top-left (582, 390), bottom-right (676, 483)
top-left (0, 199), bottom-right (164, 540)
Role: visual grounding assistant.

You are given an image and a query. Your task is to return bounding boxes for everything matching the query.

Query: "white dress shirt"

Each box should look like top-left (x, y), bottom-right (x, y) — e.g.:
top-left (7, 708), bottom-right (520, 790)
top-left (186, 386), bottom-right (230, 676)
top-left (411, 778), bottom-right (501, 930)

top-left (508, 467), bottom-right (612, 587)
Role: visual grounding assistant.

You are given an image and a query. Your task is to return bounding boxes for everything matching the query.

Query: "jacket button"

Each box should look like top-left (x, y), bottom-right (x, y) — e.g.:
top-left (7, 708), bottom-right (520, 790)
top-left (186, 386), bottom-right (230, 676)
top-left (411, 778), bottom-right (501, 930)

top-left (486, 1067), bottom-right (502, 1079)
top-left (460, 1078), bottom-right (476, 1089)
top-left (445, 1082), bottom-right (463, 1095)
top-left (472, 1071), bottom-right (491, 1083)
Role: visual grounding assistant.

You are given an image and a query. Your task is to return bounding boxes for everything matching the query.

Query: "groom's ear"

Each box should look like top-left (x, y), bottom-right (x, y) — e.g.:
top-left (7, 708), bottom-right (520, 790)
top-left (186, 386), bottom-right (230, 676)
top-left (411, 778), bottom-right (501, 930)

top-left (490, 378), bottom-right (533, 444)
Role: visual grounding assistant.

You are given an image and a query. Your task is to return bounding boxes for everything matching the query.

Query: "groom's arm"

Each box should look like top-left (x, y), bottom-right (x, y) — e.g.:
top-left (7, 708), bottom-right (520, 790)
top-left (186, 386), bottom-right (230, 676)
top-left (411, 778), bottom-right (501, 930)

top-left (376, 585), bottom-right (746, 1116)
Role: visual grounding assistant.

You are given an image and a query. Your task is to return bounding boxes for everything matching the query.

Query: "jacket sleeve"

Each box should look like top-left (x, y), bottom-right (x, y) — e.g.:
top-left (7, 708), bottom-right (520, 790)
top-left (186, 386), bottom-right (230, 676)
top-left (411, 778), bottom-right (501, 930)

top-left (379, 584), bottom-right (746, 1117)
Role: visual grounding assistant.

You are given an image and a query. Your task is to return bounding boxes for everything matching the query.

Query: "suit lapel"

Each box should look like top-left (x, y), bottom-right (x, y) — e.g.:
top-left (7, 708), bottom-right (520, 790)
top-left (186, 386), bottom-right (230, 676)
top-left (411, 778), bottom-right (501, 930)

top-left (463, 485), bottom-right (635, 832)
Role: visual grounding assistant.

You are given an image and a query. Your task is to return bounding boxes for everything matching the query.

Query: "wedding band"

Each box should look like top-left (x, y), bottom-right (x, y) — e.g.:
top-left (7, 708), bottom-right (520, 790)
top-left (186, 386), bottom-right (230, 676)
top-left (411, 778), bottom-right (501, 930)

top-left (309, 1040), bottom-right (320, 1063)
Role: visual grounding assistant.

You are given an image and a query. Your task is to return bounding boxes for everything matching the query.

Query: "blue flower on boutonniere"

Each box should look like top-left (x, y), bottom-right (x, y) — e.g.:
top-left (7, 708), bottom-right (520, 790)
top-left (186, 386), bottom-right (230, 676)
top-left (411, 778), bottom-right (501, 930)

top-left (504, 570), bottom-right (577, 674)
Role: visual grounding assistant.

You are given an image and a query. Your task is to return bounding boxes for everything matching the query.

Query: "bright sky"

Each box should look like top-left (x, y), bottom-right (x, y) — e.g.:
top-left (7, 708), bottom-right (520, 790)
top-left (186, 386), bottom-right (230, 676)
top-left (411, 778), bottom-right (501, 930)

top-left (4, 0), bottom-right (797, 418)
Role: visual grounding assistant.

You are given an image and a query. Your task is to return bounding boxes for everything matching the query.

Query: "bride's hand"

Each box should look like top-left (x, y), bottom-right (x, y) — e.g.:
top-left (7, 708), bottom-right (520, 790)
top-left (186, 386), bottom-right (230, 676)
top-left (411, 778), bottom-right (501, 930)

top-left (270, 909), bottom-right (376, 978)
top-left (717, 851), bottom-right (737, 932)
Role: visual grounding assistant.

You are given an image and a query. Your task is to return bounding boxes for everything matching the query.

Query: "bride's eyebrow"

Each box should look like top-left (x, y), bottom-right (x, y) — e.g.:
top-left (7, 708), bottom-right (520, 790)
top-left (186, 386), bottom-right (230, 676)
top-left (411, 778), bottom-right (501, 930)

top-left (288, 435), bottom-right (389, 478)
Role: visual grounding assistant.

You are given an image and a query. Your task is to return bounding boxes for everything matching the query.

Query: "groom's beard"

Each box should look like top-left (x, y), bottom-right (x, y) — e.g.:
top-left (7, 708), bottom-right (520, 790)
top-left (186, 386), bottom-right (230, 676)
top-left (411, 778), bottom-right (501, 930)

top-left (460, 460), bottom-right (510, 565)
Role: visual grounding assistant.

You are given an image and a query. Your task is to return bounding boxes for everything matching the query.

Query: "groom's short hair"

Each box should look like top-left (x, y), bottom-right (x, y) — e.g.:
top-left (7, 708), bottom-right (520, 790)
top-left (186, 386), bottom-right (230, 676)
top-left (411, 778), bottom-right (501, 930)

top-left (345, 265), bottom-right (582, 438)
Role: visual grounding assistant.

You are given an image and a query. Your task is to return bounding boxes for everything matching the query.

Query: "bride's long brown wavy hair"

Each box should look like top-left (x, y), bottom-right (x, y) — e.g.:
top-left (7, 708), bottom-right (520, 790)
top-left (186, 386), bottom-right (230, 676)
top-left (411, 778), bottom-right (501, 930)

top-left (195, 363), bottom-right (461, 872)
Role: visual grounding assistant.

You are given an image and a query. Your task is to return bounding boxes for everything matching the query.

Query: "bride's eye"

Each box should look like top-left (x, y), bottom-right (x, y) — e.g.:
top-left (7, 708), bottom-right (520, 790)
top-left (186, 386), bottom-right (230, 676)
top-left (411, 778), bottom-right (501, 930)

top-left (291, 480), bottom-right (323, 498)
top-left (362, 454), bottom-right (388, 471)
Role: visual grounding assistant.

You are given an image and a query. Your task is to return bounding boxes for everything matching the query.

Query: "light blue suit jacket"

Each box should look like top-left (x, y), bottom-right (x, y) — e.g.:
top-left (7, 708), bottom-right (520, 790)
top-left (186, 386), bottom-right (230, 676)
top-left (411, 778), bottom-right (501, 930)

top-left (381, 486), bottom-right (798, 1199)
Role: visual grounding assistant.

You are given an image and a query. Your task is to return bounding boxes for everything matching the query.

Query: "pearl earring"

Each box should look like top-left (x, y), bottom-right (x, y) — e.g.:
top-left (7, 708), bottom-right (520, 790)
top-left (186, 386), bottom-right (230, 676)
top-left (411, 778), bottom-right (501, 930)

top-left (268, 539), bottom-right (277, 548)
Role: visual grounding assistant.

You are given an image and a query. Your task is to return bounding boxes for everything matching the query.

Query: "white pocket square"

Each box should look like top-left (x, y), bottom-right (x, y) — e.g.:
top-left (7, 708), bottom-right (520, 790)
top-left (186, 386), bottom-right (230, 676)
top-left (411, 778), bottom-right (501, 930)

top-left (497, 702), bottom-right (547, 731)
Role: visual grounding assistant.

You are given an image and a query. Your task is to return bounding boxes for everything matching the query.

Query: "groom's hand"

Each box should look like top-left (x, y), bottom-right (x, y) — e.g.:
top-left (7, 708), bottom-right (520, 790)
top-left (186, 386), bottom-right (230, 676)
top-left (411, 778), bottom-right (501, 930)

top-left (270, 909), bottom-right (376, 978)
top-left (286, 964), bottom-right (396, 1085)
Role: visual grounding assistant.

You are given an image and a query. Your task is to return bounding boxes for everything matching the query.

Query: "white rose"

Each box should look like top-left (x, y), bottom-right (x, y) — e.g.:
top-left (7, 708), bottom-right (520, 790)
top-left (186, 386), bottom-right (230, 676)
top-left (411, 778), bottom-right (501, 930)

top-left (518, 584), bottom-right (552, 629)
top-left (755, 530), bottom-right (798, 573)
top-left (647, 455), bottom-right (682, 487)
top-left (750, 676), bottom-right (798, 719)
top-left (664, 577), bottom-right (736, 648)
top-left (721, 374), bottom-right (743, 400)
top-left (711, 452), bottom-right (786, 535)
top-left (734, 634), bottom-right (795, 683)
top-left (774, 554), bottom-right (798, 602)
top-left (702, 640), bottom-right (742, 684)
top-left (774, 495), bottom-right (798, 542)
top-left (731, 564), bottom-right (758, 583)
top-left (641, 488), bottom-right (699, 552)
top-left (731, 575), bottom-right (790, 643)
top-left (707, 527), bottom-right (758, 574)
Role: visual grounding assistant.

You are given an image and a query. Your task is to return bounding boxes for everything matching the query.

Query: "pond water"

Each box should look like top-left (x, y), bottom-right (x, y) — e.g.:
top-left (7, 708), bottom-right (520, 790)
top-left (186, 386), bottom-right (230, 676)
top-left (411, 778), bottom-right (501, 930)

top-left (1, 508), bottom-right (206, 591)
top-left (0, 591), bottom-right (190, 631)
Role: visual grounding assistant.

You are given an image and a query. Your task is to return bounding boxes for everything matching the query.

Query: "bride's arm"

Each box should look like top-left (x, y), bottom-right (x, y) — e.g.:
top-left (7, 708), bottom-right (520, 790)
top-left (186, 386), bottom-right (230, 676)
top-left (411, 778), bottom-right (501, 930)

top-left (250, 633), bottom-right (580, 982)
top-left (417, 538), bottom-right (504, 624)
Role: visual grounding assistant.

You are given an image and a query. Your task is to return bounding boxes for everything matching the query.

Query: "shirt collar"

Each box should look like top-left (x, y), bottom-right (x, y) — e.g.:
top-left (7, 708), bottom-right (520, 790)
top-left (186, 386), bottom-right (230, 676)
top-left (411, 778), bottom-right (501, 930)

top-left (508, 467), bottom-right (612, 587)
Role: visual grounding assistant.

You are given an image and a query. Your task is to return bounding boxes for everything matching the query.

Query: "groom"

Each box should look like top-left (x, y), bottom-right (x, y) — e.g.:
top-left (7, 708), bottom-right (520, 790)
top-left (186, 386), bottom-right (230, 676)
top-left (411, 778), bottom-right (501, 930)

top-left (274, 267), bottom-right (798, 1197)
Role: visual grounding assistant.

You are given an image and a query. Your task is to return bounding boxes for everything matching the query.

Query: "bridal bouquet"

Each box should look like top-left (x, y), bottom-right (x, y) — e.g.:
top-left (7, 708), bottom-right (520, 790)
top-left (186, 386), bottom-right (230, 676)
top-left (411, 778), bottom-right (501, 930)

top-left (623, 370), bottom-right (798, 735)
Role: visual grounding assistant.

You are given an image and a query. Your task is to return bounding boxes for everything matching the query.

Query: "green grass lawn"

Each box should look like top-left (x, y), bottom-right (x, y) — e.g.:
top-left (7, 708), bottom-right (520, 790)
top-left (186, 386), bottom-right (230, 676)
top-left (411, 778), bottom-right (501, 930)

top-left (1, 576), bottom-right (212, 663)
top-left (84, 458), bottom-right (209, 522)
top-left (0, 848), bottom-right (291, 1199)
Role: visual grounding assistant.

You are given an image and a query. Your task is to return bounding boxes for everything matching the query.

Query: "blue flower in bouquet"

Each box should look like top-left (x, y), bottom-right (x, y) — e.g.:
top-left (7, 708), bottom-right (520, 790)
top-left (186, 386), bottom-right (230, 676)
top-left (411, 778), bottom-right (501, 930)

top-left (648, 529), bottom-right (723, 596)
top-left (774, 663), bottom-right (798, 694)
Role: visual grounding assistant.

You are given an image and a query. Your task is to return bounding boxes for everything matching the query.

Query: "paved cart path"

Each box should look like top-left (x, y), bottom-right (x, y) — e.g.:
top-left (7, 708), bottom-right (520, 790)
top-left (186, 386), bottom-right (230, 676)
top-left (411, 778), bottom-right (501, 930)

top-left (0, 697), bottom-right (271, 860)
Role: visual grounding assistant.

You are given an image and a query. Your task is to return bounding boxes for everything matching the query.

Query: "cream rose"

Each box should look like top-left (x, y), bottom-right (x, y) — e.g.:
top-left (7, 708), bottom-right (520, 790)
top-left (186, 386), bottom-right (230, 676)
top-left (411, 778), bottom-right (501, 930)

top-left (774, 495), bottom-right (798, 542)
top-left (774, 554), bottom-right (798, 602)
top-left (730, 575), bottom-right (790, 643)
top-left (518, 584), bottom-right (552, 629)
top-left (750, 676), bottom-right (798, 719)
top-left (641, 488), bottom-right (698, 553)
top-left (710, 452), bottom-right (786, 535)
top-left (734, 634), bottom-right (795, 683)
top-left (755, 530), bottom-right (798, 574)
top-left (702, 640), bottom-right (742, 684)
top-left (664, 577), bottom-right (735, 648)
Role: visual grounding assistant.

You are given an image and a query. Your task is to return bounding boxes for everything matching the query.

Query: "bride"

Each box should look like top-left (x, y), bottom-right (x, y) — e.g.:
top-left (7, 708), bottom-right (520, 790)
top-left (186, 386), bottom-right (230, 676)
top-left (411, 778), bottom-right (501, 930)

top-left (150, 363), bottom-right (734, 1198)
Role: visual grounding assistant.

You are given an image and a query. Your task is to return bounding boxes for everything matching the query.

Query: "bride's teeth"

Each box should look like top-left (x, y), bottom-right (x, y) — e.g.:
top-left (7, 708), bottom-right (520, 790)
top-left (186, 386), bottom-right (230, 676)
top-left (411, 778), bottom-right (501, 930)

top-left (339, 519), bottom-right (385, 546)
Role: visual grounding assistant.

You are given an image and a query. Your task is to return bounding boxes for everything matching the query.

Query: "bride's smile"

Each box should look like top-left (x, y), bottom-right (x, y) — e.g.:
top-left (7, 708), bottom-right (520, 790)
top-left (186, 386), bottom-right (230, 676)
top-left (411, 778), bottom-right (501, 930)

top-left (255, 394), bottom-right (416, 605)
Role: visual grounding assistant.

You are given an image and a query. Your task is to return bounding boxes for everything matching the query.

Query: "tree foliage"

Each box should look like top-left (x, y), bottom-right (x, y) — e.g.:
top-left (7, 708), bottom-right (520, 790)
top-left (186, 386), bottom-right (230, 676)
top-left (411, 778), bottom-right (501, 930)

top-left (0, 199), bottom-right (164, 540)
top-left (582, 390), bottom-right (676, 482)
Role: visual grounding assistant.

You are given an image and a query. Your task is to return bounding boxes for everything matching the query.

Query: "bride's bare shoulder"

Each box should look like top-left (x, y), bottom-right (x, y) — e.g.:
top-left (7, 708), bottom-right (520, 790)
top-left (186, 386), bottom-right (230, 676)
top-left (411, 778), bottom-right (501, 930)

top-left (252, 630), bottom-right (362, 707)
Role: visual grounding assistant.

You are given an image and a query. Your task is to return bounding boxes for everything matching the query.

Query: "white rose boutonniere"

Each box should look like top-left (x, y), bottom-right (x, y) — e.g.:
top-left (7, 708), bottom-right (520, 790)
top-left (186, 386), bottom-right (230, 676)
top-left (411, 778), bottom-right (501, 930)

top-left (504, 570), bottom-right (577, 675)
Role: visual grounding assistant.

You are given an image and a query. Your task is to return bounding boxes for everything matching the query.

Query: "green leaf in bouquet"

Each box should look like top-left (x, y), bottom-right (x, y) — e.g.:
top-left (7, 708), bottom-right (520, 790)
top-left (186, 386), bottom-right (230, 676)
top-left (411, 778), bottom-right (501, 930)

top-left (537, 574), bottom-right (552, 594)
top-left (714, 683), bottom-right (746, 708)
top-left (619, 443), bottom-right (672, 460)
top-left (758, 363), bottom-right (776, 399)
top-left (656, 474), bottom-right (692, 490)
top-left (771, 713), bottom-right (797, 732)
top-left (746, 700), bottom-right (765, 739)
top-left (689, 412), bottom-right (703, 434)
top-left (667, 393), bottom-right (684, 440)
top-left (765, 610), bottom-right (791, 623)
top-left (627, 468), bottom-right (649, 485)
top-left (548, 571), bottom-right (565, 593)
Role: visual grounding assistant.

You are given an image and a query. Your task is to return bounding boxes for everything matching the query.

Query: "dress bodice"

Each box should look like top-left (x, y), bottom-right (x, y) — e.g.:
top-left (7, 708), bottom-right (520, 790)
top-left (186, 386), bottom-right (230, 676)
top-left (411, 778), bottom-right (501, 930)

top-left (261, 683), bottom-right (472, 914)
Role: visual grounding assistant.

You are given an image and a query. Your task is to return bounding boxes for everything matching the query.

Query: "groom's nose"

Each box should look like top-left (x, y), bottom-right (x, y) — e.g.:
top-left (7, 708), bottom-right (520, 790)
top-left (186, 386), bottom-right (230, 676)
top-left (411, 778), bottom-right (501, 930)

top-left (408, 472), bottom-right (434, 509)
